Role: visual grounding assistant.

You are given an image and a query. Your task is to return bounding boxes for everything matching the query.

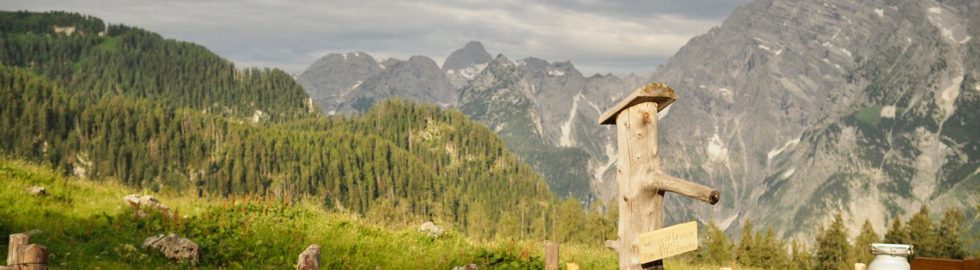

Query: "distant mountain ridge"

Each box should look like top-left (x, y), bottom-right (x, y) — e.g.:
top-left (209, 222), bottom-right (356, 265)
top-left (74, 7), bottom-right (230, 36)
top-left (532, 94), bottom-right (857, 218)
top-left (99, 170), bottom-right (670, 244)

top-left (299, 41), bottom-right (645, 200)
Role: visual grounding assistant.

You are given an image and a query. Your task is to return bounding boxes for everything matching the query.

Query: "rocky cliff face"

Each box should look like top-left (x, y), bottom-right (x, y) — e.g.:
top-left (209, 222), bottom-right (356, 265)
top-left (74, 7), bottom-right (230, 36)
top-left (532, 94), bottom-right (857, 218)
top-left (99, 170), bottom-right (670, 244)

top-left (457, 54), bottom-right (644, 199)
top-left (651, 0), bottom-right (979, 239)
top-left (296, 52), bottom-right (383, 115)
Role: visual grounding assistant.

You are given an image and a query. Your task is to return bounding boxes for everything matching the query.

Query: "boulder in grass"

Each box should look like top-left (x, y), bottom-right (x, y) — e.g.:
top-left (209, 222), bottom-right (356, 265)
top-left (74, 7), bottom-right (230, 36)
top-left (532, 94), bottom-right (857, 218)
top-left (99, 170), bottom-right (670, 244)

top-left (296, 244), bottom-right (320, 270)
top-left (418, 221), bottom-right (444, 238)
top-left (124, 194), bottom-right (172, 217)
top-left (28, 186), bottom-right (46, 196)
top-left (143, 233), bottom-right (199, 265)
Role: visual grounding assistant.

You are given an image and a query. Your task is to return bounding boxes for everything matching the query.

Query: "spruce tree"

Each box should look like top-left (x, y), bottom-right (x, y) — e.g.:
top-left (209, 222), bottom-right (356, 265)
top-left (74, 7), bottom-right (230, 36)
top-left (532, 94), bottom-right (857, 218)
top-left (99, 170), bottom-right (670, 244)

top-left (883, 217), bottom-right (908, 244)
top-left (736, 219), bottom-right (756, 267)
top-left (815, 213), bottom-right (850, 270)
top-left (790, 239), bottom-right (814, 270)
top-left (757, 228), bottom-right (789, 269)
top-left (555, 197), bottom-right (585, 243)
top-left (935, 208), bottom-right (965, 259)
top-left (906, 206), bottom-right (936, 257)
top-left (852, 219), bottom-right (880, 264)
top-left (701, 220), bottom-right (733, 266)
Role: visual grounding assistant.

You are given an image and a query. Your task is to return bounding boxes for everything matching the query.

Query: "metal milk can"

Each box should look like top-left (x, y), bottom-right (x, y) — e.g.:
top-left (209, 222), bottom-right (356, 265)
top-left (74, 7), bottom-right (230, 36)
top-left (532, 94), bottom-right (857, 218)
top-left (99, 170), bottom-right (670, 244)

top-left (867, 243), bottom-right (913, 270)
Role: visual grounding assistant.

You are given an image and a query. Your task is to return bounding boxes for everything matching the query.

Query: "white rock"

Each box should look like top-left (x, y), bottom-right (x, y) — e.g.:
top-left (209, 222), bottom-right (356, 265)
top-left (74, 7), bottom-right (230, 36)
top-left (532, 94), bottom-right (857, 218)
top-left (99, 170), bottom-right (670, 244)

top-left (27, 186), bottom-right (46, 196)
top-left (418, 221), bottom-right (444, 238)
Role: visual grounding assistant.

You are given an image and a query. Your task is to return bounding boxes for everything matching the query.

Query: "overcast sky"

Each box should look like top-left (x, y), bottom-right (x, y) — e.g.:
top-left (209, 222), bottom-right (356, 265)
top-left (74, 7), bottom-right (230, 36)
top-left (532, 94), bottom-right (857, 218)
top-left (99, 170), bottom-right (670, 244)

top-left (2, 0), bottom-right (750, 76)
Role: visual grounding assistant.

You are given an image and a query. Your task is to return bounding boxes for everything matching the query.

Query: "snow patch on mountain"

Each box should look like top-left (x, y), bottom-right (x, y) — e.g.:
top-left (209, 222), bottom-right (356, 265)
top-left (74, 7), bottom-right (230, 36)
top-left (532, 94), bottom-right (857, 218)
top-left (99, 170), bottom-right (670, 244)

top-left (559, 94), bottom-right (583, 147)
top-left (718, 88), bottom-right (733, 97)
top-left (767, 138), bottom-right (801, 161)
top-left (447, 63), bottom-right (488, 81)
top-left (781, 167), bottom-right (796, 179)
top-left (593, 142), bottom-right (617, 185)
top-left (880, 105), bottom-right (896, 118)
top-left (707, 132), bottom-right (729, 163)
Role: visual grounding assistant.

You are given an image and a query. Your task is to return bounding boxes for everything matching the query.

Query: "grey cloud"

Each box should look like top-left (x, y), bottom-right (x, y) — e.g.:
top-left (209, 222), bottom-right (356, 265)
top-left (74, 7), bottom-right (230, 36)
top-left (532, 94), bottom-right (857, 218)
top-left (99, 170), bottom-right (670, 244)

top-left (0, 0), bottom-right (747, 76)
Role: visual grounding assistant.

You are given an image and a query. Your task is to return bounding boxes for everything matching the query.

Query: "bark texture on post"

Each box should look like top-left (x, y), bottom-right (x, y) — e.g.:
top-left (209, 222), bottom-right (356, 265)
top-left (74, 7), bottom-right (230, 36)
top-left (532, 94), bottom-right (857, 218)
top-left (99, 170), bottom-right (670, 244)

top-left (18, 244), bottom-right (46, 270)
top-left (600, 83), bottom-right (720, 270)
top-left (545, 242), bottom-right (559, 270)
top-left (6, 233), bottom-right (28, 266)
top-left (615, 102), bottom-right (665, 269)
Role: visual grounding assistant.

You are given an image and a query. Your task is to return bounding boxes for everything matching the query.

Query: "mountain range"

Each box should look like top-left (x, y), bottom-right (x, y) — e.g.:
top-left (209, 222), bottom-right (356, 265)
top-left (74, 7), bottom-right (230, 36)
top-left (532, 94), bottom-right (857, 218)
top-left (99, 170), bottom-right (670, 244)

top-left (297, 0), bottom-right (979, 239)
top-left (298, 41), bottom-right (645, 200)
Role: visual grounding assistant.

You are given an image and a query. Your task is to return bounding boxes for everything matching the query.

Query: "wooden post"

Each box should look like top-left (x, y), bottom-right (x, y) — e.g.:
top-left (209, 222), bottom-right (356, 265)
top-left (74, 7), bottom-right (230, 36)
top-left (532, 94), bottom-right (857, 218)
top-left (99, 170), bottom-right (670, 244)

top-left (599, 83), bottom-right (721, 270)
top-left (17, 244), bottom-right (46, 270)
top-left (545, 242), bottom-right (559, 270)
top-left (6, 233), bottom-right (28, 266)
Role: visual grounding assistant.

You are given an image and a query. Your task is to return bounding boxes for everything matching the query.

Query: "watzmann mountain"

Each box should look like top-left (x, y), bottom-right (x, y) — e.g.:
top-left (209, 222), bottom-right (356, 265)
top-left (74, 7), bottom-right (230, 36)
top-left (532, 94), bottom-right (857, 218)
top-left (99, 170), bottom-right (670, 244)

top-left (651, 0), bottom-right (979, 239)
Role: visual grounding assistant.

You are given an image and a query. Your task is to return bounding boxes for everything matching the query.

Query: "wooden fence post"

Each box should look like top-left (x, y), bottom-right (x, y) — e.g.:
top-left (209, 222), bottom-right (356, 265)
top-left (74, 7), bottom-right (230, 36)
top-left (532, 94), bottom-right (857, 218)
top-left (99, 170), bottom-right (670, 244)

top-left (18, 244), bottom-right (46, 270)
top-left (599, 83), bottom-right (721, 270)
top-left (6, 233), bottom-right (29, 266)
top-left (545, 242), bottom-right (559, 270)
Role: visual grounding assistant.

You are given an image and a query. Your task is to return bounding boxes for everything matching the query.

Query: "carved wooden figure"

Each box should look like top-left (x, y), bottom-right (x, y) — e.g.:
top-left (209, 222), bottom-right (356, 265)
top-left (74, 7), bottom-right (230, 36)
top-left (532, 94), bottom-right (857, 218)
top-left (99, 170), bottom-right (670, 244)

top-left (599, 83), bottom-right (721, 270)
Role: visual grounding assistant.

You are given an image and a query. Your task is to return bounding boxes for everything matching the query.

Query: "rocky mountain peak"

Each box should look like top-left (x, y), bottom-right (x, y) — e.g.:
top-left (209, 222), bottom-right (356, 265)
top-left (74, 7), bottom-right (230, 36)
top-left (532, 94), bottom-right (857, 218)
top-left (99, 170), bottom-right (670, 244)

top-left (296, 51), bottom-right (384, 115)
top-left (443, 41), bottom-right (493, 71)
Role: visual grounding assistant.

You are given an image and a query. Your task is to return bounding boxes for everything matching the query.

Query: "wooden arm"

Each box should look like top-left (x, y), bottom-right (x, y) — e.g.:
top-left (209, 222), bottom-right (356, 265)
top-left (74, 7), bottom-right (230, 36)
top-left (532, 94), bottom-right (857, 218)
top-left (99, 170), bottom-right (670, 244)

top-left (643, 174), bottom-right (720, 205)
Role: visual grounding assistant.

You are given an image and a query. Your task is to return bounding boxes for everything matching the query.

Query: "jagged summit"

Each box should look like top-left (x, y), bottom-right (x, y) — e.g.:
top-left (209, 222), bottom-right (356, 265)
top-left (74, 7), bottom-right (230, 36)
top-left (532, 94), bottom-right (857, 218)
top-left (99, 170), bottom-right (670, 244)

top-left (443, 41), bottom-right (493, 71)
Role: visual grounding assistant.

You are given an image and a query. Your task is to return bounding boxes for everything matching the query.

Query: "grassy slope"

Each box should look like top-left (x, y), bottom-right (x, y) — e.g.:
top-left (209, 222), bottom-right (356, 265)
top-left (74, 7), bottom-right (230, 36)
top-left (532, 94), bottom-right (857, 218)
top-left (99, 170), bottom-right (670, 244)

top-left (0, 157), bottom-right (628, 269)
top-left (0, 157), bottom-right (737, 269)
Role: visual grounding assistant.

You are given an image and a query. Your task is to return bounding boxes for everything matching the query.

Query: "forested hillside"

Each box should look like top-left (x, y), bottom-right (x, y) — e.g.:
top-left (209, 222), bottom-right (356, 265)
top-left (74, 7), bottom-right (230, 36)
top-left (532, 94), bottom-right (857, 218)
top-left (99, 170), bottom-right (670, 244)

top-left (0, 11), bottom-right (615, 243)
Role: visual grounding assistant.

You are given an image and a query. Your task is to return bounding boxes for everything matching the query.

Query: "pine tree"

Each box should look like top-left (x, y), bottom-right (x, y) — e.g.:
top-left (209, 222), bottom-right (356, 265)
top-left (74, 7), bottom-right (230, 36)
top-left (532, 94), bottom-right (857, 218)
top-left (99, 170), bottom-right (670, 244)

top-left (852, 219), bottom-right (880, 264)
top-left (467, 204), bottom-right (489, 239)
top-left (790, 239), bottom-right (814, 270)
top-left (555, 197), bottom-right (585, 243)
top-left (906, 206), bottom-right (937, 257)
top-left (756, 228), bottom-right (789, 269)
top-left (495, 213), bottom-right (519, 240)
top-left (815, 213), bottom-right (851, 270)
top-left (935, 208), bottom-right (965, 259)
top-left (700, 220), bottom-right (733, 266)
top-left (883, 217), bottom-right (908, 244)
top-left (736, 219), bottom-right (756, 267)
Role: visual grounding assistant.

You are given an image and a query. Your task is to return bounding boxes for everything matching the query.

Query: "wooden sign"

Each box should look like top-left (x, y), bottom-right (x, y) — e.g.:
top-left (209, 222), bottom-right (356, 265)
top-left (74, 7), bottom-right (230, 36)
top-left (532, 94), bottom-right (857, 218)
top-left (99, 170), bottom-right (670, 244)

top-left (638, 221), bottom-right (698, 263)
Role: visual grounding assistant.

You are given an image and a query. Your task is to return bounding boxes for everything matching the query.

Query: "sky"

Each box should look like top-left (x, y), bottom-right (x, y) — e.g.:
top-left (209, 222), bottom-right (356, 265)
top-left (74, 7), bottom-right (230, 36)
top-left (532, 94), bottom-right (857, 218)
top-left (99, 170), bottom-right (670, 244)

top-left (2, 0), bottom-right (750, 76)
